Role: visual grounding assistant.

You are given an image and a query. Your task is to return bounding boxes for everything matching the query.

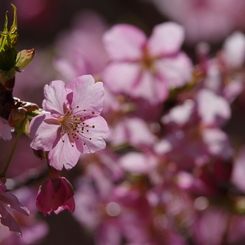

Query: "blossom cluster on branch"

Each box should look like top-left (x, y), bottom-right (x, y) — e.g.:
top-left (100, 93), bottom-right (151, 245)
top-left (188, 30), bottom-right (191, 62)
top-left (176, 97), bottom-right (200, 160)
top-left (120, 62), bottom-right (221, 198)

top-left (1, 2), bottom-right (245, 245)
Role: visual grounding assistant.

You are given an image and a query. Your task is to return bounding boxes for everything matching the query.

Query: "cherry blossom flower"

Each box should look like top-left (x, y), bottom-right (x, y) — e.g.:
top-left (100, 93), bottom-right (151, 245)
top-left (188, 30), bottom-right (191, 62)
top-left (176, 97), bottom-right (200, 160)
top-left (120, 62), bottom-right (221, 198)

top-left (36, 177), bottom-right (75, 216)
top-left (103, 22), bottom-right (192, 104)
top-left (29, 75), bottom-right (109, 170)
top-left (0, 180), bottom-right (30, 234)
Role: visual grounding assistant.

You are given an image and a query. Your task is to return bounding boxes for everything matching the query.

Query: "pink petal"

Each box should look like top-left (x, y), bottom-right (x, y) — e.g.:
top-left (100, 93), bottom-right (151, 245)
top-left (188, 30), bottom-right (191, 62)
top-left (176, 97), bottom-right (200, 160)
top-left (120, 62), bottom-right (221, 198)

top-left (0, 203), bottom-right (22, 234)
top-left (202, 128), bottom-right (232, 159)
top-left (148, 22), bottom-right (185, 56)
top-left (120, 152), bottom-right (157, 174)
top-left (0, 191), bottom-right (29, 216)
top-left (109, 117), bottom-right (156, 147)
top-left (67, 75), bottom-right (104, 116)
top-left (133, 70), bottom-right (168, 104)
top-left (103, 62), bottom-right (141, 93)
top-left (103, 24), bottom-right (146, 60)
top-left (48, 134), bottom-right (81, 170)
top-left (54, 58), bottom-right (85, 81)
top-left (42, 80), bottom-right (68, 116)
top-left (223, 32), bottom-right (245, 68)
top-left (76, 116), bottom-right (109, 153)
top-left (36, 181), bottom-right (61, 215)
top-left (162, 99), bottom-right (194, 125)
top-left (54, 197), bottom-right (75, 214)
top-left (30, 114), bottom-right (60, 151)
top-left (197, 89), bottom-right (231, 126)
top-left (156, 52), bottom-right (192, 88)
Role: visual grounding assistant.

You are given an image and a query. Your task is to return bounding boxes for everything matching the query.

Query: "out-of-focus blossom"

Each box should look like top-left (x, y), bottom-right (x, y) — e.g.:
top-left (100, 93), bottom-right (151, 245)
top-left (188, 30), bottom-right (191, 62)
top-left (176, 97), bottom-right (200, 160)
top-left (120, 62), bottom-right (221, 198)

top-left (29, 75), bottom-right (109, 170)
top-left (223, 32), bottom-right (245, 69)
top-left (0, 187), bottom-right (48, 245)
top-left (196, 89), bottom-right (231, 127)
top-left (36, 176), bottom-right (75, 216)
top-left (200, 32), bottom-right (245, 102)
top-left (0, 117), bottom-right (13, 140)
top-left (54, 11), bottom-right (109, 81)
top-left (119, 152), bottom-right (157, 174)
top-left (108, 117), bottom-right (157, 148)
top-left (159, 91), bottom-right (232, 168)
top-left (153, 0), bottom-right (245, 43)
top-left (103, 22), bottom-right (192, 104)
top-left (74, 180), bottom-right (153, 245)
top-left (193, 208), bottom-right (229, 245)
top-left (0, 180), bottom-right (29, 234)
top-left (12, 0), bottom-right (58, 33)
top-left (79, 150), bottom-right (124, 197)
top-left (177, 159), bottom-right (232, 196)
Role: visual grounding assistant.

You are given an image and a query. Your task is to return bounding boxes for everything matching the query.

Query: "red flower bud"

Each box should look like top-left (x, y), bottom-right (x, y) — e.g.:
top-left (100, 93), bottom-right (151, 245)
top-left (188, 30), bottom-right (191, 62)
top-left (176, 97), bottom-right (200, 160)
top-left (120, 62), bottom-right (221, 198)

top-left (36, 177), bottom-right (75, 216)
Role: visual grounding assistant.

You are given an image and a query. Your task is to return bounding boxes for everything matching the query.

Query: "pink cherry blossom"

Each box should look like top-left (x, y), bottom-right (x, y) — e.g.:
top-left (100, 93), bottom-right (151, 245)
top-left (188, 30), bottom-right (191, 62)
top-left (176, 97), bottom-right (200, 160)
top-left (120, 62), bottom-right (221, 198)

top-left (0, 180), bottom-right (30, 234)
top-left (103, 22), bottom-right (192, 104)
top-left (29, 75), bottom-right (109, 170)
top-left (36, 176), bottom-right (75, 216)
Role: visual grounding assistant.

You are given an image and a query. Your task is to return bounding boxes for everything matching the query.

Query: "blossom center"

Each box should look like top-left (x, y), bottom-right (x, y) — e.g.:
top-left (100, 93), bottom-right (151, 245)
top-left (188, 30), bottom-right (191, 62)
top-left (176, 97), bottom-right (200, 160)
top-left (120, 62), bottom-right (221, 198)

top-left (140, 46), bottom-right (157, 73)
top-left (57, 108), bottom-right (95, 146)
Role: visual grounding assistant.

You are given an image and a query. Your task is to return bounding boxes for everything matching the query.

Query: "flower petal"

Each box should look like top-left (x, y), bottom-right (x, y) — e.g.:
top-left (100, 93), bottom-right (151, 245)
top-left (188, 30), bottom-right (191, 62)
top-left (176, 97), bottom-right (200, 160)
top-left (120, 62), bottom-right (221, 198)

top-left (0, 191), bottom-right (29, 216)
top-left (103, 62), bottom-right (141, 94)
top-left (197, 89), bottom-right (231, 126)
top-left (67, 75), bottom-right (104, 117)
top-left (103, 24), bottom-right (146, 60)
top-left (132, 71), bottom-right (168, 104)
top-left (223, 31), bottom-right (245, 68)
top-left (155, 53), bottom-right (192, 88)
top-left (76, 116), bottom-right (109, 154)
top-left (42, 80), bottom-right (68, 116)
top-left (0, 202), bottom-right (22, 234)
top-left (148, 22), bottom-right (185, 56)
top-left (30, 113), bottom-right (60, 151)
top-left (48, 134), bottom-right (81, 170)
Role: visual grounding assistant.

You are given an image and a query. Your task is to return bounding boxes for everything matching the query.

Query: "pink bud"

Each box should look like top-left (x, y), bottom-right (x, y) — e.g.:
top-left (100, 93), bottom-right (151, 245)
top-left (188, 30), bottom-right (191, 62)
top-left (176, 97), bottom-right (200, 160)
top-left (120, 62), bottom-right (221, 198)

top-left (36, 177), bottom-right (75, 216)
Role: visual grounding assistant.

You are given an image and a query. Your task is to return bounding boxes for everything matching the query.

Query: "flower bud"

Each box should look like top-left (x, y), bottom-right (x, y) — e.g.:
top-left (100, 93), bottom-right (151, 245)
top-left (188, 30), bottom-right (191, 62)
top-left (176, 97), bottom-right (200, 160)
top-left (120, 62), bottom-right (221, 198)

top-left (36, 177), bottom-right (75, 216)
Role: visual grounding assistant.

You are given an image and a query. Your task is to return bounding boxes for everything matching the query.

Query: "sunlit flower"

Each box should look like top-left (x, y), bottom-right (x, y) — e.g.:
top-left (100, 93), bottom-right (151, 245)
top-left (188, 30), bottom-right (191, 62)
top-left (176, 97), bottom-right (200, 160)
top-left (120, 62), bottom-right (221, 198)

top-left (29, 75), bottom-right (109, 170)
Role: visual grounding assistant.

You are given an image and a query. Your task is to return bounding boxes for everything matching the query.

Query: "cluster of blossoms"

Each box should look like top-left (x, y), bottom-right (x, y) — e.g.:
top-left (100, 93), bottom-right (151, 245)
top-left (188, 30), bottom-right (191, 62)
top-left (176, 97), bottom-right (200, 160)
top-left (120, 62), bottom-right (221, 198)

top-left (1, 2), bottom-right (245, 245)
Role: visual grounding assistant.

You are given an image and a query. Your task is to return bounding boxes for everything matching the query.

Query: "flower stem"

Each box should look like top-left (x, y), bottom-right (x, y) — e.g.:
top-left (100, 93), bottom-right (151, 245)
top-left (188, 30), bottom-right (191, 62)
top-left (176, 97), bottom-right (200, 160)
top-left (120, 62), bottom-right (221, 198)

top-left (0, 130), bottom-right (22, 178)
